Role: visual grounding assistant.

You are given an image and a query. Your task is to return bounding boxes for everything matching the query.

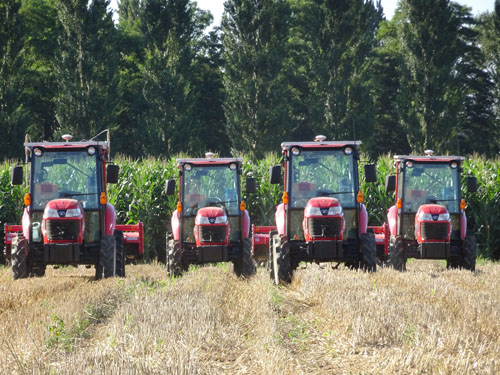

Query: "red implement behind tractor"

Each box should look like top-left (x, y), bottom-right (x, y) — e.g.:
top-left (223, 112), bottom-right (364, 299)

top-left (165, 155), bottom-right (257, 277)
top-left (253, 136), bottom-right (379, 284)
top-left (6, 131), bottom-right (144, 279)
top-left (381, 151), bottom-right (477, 270)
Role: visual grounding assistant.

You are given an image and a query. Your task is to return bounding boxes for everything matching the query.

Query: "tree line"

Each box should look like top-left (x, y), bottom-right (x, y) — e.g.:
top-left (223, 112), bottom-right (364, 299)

top-left (1, 0), bottom-right (499, 160)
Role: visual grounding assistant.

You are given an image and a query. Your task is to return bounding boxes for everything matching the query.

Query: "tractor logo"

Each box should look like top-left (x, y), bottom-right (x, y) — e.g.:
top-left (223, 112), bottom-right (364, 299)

top-left (431, 214), bottom-right (439, 221)
top-left (320, 208), bottom-right (329, 215)
top-left (58, 210), bottom-right (66, 217)
top-left (208, 217), bottom-right (216, 224)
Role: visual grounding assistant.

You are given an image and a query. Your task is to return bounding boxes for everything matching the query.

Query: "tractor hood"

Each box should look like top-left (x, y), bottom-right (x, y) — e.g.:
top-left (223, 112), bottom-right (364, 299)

top-left (195, 206), bottom-right (227, 224)
top-left (416, 204), bottom-right (449, 219)
top-left (45, 199), bottom-right (80, 211)
top-left (304, 197), bottom-right (343, 217)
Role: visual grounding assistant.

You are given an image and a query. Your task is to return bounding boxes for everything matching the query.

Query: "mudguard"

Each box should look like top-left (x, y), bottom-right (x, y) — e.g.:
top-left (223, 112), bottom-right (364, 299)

top-left (242, 209), bottom-right (250, 239)
top-left (171, 210), bottom-right (180, 241)
top-left (387, 205), bottom-right (397, 236)
top-left (460, 210), bottom-right (467, 240)
top-left (359, 203), bottom-right (368, 234)
top-left (275, 203), bottom-right (286, 236)
top-left (22, 207), bottom-right (30, 240)
top-left (104, 203), bottom-right (117, 236)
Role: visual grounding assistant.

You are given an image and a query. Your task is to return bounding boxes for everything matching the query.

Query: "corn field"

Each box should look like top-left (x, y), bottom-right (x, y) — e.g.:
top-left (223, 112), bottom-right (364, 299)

top-left (1, 154), bottom-right (499, 261)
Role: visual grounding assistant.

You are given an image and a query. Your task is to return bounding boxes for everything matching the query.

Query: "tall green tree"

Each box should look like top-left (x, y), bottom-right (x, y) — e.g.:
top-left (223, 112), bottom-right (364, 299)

top-left (222, 0), bottom-right (293, 158)
top-left (476, 1), bottom-right (500, 153)
top-left (393, 0), bottom-right (495, 153)
top-left (0, 0), bottom-right (27, 159)
top-left (20, 0), bottom-right (60, 142)
top-left (54, 0), bottom-right (119, 140)
top-left (140, 0), bottom-right (211, 157)
top-left (295, 0), bottom-right (382, 141)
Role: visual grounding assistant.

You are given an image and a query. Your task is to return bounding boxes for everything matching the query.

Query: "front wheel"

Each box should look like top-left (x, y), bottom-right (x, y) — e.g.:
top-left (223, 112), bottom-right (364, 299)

top-left (234, 237), bottom-right (256, 278)
top-left (100, 234), bottom-right (117, 278)
top-left (167, 235), bottom-right (182, 277)
top-left (12, 235), bottom-right (28, 280)
top-left (389, 235), bottom-right (406, 271)
top-left (360, 232), bottom-right (377, 272)
top-left (269, 233), bottom-right (292, 284)
top-left (462, 235), bottom-right (476, 271)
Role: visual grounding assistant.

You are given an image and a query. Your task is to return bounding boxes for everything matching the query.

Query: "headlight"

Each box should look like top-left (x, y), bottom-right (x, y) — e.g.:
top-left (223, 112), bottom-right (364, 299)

top-left (195, 215), bottom-right (227, 225)
top-left (344, 147), bottom-right (353, 155)
top-left (406, 161), bottom-right (414, 168)
top-left (33, 148), bottom-right (43, 157)
top-left (291, 147), bottom-right (301, 156)
top-left (215, 215), bottom-right (227, 223)
top-left (196, 216), bottom-right (210, 225)
top-left (87, 146), bottom-right (96, 155)
top-left (328, 206), bottom-right (342, 215)
top-left (43, 207), bottom-right (59, 218)
top-left (305, 206), bottom-right (342, 216)
top-left (229, 163), bottom-right (237, 170)
top-left (418, 212), bottom-right (449, 221)
top-left (184, 164), bottom-right (192, 171)
top-left (305, 206), bottom-right (322, 216)
top-left (66, 208), bottom-right (81, 217)
top-left (438, 213), bottom-right (450, 221)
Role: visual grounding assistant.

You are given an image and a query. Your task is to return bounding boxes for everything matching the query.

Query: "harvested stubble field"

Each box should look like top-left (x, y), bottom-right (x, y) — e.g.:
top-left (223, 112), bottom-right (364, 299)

top-left (0, 261), bottom-right (499, 375)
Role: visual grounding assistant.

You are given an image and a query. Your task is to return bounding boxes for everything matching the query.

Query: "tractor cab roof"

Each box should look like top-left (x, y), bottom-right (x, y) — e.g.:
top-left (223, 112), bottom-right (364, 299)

top-left (25, 140), bottom-right (109, 151)
top-left (281, 140), bottom-right (361, 151)
top-left (394, 155), bottom-right (464, 163)
top-left (176, 157), bottom-right (243, 167)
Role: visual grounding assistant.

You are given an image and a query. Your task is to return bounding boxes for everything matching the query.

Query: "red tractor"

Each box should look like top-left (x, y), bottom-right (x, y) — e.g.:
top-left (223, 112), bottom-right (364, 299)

top-left (254, 136), bottom-right (378, 284)
top-left (7, 132), bottom-right (144, 279)
top-left (383, 151), bottom-right (478, 270)
top-left (165, 154), bottom-right (257, 277)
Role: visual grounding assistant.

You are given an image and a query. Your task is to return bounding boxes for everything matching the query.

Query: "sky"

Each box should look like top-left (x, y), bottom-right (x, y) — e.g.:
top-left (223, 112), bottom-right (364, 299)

top-left (109, 0), bottom-right (495, 26)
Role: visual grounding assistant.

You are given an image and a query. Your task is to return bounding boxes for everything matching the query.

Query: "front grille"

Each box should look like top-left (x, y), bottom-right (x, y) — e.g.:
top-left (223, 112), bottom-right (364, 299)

top-left (308, 217), bottom-right (341, 238)
top-left (46, 220), bottom-right (79, 241)
top-left (199, 225), bottom-right (226, 243)
top-left (421, 222), bottom-right (449, 240)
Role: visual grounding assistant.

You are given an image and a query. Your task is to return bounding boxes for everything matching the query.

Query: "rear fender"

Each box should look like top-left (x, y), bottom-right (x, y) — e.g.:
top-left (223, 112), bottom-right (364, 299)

top-left (359, 203), bottom-right (368, 234)
top-left (22, 207), bottom-right (30, 240)
top-left (104, 203), bottom-right (117, 236)
top-left (242, 209), bottom-right (250, 239)
top-left (387, 205), bottom-right (398, 236)
top-left (171, 210), bottom-right (180, 241)
top-left (460, 210), bottom-right (466, 240)
top-left (275, 203), bottom-right (286, 236)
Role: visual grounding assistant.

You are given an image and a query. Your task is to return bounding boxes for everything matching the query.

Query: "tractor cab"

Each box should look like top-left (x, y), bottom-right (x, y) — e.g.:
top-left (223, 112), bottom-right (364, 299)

top-left (7, 132), bottom-right (143, 279)
top-left (385, 151), bottom-right (478, 270)
top-left (166, 155), bottom-right (256, 277)
top-left (264, 136), bottom-right (378, 283)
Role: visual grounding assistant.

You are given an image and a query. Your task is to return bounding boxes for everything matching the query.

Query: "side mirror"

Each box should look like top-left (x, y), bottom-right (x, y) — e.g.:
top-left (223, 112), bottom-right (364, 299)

top-left (385, 175), bottom-right (396, 193)
top-left (165, 179), bottom-right (176, 195)
top-left (467, 176), bottom-right (478, 193)
top-left (106, 164), bottom-right (119, 184)
top-left (269, 165), bottom-right (281, 185)
top-left (246, 177), bottom-right (256, 194)
top-left (364, 164), bottom-right (377, 183)
top-left (11, 166), bottom-right (23, 185)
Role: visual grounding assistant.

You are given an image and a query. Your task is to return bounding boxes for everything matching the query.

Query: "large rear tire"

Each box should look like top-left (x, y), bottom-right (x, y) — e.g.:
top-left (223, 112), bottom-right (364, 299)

top-left (270, 233), bottom-right (292, 284)
top-left (360, 232), bottom-right (377, 272)
top-left (12, 235), bottom-right (28, 280)
top-left (234, 237), bottom-right (256, 278)
top-left (462, 235), bottom-right (476, 271)
top-left (389, 235), bottom-right (406, 271)
top-left (167, 235), bottom-right (182, 277)
top-left (100, 234), bottom-right (116, 278)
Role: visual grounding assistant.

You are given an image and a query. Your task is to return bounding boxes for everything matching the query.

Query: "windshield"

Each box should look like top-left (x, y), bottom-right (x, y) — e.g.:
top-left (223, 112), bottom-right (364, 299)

top-left (289, 149), bottom-right (356, 208)
top-left (32, 150), bottom-right (99, 209)
top-left (402, 162), bottom-right (460, 213)
top-left (183, 165), bottom-right (239, 216)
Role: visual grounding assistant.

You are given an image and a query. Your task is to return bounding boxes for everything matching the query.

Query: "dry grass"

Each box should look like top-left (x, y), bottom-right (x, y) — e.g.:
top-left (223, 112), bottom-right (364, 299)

top-left (0, 260), bottom-right (499, 374)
